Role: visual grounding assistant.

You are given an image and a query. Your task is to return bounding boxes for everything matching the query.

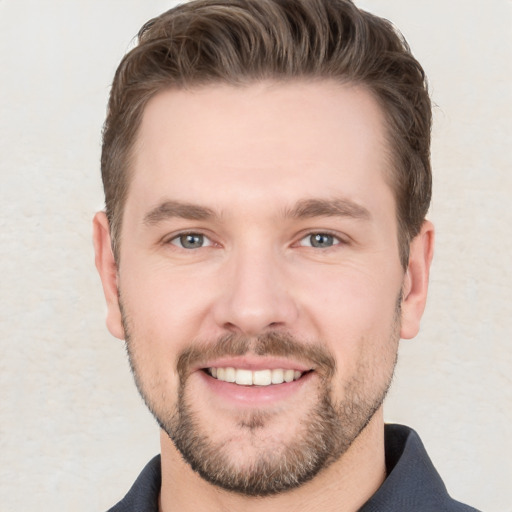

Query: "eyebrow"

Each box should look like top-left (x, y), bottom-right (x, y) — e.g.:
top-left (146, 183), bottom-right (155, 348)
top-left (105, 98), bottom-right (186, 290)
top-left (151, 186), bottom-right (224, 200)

top-left (285, 198), bottom-right (371, 220)
top-left (143, 200), bottom-right (216, 225)
top-left (143, 197), bottom-right (370, 226)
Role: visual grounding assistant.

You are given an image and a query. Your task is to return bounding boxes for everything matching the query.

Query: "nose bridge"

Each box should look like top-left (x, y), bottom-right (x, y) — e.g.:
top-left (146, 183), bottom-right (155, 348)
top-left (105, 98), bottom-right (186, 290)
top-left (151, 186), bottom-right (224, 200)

top-left (214, 239), bottom-right (297, 335)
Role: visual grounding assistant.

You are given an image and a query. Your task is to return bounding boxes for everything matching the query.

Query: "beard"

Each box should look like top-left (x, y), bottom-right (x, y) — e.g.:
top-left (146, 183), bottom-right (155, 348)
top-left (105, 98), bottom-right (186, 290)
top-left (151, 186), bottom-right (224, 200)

top-left (122, 306), bottom-right (400, 497)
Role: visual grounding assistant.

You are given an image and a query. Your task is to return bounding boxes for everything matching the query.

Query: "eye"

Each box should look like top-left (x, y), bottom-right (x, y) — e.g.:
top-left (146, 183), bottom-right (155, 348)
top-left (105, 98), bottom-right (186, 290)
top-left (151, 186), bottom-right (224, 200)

top-left (169, 233), bottom-right (212, 249)
top-left (299, 233), bottom-right (341, 248)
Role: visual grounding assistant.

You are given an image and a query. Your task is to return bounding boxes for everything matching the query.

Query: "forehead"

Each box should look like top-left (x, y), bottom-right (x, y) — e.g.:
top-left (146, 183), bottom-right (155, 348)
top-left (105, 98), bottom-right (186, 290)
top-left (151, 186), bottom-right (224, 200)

top-left (128, 80), bottom-right (393, 216)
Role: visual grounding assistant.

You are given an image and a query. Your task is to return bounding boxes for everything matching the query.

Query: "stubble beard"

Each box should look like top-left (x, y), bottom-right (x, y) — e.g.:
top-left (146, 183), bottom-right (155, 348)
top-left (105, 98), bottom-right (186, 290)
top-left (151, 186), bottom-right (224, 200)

top-left (122, 308), bottom-right (400, 497)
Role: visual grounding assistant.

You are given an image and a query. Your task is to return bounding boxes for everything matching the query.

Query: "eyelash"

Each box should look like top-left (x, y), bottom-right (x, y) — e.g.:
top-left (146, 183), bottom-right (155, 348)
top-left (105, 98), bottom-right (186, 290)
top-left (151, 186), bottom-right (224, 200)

top-left (296, 231), bottom-right (345, 249)
top-left (165, 230), bottom-right (347, 251)
top-left (167, 232), bottom-right (214, 249)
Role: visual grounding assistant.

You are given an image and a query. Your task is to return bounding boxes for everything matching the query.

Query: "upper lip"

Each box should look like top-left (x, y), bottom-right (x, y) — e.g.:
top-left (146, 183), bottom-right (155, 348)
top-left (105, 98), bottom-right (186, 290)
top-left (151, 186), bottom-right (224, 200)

top-left (194, 356), bottom-right (313, 373)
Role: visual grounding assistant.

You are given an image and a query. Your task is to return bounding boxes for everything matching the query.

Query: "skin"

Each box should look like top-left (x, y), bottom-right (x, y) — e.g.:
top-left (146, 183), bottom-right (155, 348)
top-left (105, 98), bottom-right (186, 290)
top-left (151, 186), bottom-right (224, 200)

top-left (94, 80), bottom-right (434, 512)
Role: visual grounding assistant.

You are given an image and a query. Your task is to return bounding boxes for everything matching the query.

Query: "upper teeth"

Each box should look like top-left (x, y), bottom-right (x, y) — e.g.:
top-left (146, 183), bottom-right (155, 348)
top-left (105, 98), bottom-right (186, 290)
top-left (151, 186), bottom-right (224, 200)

top-left (209, 367), bottom-right (303, 386)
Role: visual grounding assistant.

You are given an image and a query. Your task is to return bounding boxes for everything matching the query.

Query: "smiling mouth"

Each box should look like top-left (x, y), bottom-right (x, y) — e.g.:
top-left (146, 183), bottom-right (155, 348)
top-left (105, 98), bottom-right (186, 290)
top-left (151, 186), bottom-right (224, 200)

top-left (206, 367), bottom-right (310, 386)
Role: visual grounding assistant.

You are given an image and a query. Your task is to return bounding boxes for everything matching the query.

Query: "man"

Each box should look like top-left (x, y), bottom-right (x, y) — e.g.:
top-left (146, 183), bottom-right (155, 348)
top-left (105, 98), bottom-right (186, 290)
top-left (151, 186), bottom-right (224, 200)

top-left (93, 0), bottom-right (480, 510)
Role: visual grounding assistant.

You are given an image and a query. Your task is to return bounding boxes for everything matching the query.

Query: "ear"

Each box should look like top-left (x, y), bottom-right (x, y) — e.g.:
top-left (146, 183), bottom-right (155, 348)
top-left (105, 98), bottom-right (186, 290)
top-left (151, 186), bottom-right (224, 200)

top-left (92, 212), bottom-right (125, 340)
top-left (400, 220), bottom-right (435, 339)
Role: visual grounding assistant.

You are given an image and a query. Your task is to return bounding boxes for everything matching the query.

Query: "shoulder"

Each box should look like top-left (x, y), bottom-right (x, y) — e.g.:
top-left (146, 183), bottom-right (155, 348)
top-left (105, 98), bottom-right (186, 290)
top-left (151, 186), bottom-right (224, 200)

top-left (359, 425), bottom-right (481, 512)
top-left (106, 455), bottom-right (161, 512)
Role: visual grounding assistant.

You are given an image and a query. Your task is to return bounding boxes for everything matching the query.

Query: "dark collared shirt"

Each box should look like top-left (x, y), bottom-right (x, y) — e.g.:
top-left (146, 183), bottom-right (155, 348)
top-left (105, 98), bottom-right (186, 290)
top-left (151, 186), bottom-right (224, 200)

top-left (107, 424), bottom-right (481, 512)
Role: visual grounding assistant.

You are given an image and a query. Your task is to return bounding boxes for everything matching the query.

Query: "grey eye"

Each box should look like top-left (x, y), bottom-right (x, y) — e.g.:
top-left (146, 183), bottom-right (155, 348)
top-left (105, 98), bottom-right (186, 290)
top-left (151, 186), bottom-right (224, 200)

top-left (299, 233), bottom-right (339, 248)
top-left (310, 233), bottom-right (335, 248)
top-left (171, 233), bottom-right (208, 249)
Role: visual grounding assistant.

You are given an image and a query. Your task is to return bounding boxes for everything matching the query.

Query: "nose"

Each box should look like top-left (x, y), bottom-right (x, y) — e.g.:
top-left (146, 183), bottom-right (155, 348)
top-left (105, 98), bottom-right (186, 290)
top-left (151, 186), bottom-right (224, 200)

top-left (212, 245), bottom-right (299, 336)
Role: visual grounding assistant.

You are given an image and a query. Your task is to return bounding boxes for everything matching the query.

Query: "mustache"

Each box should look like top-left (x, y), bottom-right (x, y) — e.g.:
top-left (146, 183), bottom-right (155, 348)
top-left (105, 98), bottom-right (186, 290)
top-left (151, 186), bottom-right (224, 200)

top-left (176, 331), bottom-right (336, 383)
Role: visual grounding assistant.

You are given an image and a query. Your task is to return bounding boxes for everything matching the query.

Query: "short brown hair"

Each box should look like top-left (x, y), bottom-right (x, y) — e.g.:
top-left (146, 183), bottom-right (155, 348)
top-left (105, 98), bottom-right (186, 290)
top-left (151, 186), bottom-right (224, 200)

top-left (101, 0), bottom-right (431, 268)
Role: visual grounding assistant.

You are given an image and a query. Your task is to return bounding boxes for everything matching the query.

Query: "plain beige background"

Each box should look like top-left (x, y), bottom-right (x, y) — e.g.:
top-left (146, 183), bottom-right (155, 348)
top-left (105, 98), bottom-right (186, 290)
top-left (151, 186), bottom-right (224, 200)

top-left (0, 1), bottom-right (510, 510)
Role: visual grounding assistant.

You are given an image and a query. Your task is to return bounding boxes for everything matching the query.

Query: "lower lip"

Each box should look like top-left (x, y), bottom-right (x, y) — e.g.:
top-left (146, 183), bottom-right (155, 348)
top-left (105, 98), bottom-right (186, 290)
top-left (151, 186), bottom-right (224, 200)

top-left (196, 370), bottom-right (314, 407)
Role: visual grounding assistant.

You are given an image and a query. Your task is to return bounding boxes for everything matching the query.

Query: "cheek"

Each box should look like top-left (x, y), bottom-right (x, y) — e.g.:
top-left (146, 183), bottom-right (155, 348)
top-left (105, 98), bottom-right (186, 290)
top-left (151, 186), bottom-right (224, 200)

top-left (298, 265), bottom-right (401, 372)
top-left (301, 264), bottom-right (400, 330)
top-left (120, 258), bottom-right (212, 327)
top-left (118, 262), bottom-right (230, 403)
top-left (118, 268), bottom-right (207, 384)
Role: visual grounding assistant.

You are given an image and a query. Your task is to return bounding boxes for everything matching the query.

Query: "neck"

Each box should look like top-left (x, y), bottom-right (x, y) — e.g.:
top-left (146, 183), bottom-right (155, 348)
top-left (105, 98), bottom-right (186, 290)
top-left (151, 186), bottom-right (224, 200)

top-left (159, 409), bottom-right (387, 512)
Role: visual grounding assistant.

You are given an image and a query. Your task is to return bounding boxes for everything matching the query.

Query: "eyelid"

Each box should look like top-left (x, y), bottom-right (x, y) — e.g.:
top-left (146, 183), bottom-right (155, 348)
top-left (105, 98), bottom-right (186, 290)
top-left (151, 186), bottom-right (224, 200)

top-left (166, 231), bottom-right (215, 249)
top-left (295, 230), bottom-right (347, 248)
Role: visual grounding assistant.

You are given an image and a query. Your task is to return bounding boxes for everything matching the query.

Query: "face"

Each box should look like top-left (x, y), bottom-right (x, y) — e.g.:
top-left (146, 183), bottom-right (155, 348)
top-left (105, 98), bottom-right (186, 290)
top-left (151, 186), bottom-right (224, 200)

top-left (94, 81), bottom-right (432, 496)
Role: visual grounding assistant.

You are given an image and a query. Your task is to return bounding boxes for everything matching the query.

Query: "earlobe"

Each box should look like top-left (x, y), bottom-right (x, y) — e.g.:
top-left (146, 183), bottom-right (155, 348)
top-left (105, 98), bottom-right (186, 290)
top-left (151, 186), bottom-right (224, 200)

top-left (92, 212), bottom-right (125, 340)
top-left (400, 220), bottom-right (435, 340)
